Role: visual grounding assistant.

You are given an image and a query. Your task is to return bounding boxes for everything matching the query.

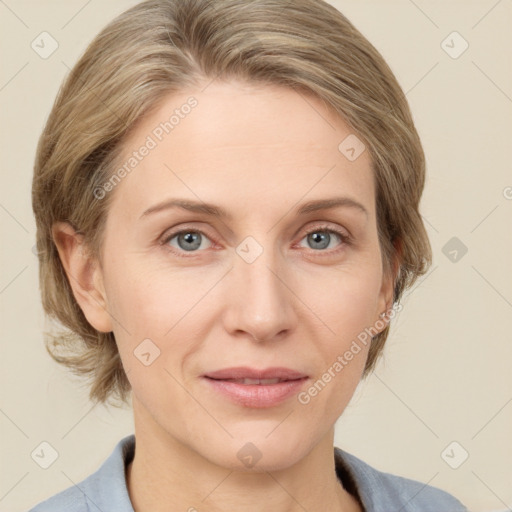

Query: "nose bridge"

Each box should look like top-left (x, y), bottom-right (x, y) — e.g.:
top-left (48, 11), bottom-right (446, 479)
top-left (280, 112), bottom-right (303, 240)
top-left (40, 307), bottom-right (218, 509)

top-left (227, 233), bottom-right (295, 341)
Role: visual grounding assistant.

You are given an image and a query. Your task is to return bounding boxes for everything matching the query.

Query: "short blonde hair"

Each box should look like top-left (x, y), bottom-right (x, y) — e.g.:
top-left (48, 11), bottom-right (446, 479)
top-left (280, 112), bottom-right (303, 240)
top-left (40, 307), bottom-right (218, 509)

top-left (32, 0), bottom-right (432, 406)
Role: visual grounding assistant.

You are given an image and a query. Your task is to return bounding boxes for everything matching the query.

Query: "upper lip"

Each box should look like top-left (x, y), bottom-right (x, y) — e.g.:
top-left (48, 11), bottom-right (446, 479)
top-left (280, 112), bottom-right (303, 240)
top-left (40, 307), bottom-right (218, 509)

top-left (203, 367), bottom-right (308, 380)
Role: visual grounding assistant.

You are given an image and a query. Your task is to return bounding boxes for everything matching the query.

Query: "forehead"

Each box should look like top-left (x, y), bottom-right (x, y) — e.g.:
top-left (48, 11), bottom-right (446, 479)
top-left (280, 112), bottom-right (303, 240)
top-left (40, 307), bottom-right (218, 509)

top-left (109, 80), bottom-right (375, 222)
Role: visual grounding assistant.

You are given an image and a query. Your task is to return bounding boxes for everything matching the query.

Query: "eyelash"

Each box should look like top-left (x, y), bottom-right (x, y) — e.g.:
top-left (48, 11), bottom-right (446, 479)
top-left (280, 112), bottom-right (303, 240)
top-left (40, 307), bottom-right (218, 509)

top-left (160, 223), bottom-right (352, 259)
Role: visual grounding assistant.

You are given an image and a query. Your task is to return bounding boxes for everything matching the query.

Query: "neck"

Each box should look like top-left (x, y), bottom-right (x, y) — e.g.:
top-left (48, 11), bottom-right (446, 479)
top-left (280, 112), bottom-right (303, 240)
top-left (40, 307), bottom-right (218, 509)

top-left (126, 400), bottom-right (362, 512)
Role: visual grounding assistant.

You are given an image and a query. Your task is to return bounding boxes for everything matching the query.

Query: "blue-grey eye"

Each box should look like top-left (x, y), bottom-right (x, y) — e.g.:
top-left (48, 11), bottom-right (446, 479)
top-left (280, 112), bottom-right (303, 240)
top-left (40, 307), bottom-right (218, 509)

top-left (301, 230), bottom-right (342, 251)
top-left (166, 230), bottom-right (212, 252)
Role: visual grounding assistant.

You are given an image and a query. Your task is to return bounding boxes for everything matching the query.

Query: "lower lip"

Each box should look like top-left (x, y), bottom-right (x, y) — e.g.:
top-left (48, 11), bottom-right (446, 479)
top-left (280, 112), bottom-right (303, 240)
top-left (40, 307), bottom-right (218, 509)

top-left (203, 377), bottom-right (308, 408)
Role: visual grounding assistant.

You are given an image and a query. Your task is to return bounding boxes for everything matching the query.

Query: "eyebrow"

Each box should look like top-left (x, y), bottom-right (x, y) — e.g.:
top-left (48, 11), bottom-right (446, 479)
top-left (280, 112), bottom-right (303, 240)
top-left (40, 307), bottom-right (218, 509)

top-left (139, 196), bottom-right (369, 220)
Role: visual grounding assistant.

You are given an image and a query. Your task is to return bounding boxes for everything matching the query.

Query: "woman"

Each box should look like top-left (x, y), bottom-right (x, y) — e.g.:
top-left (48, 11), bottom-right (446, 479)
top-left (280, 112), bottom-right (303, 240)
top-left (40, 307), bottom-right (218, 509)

top-left (29, 0), bottom-right (468, 510)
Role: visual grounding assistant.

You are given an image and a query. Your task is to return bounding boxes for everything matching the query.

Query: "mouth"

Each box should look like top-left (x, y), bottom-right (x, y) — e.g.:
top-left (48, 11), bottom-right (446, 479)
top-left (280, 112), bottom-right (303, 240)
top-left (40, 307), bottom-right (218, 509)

top-left (203, 366), bottom-right (308, 381)
top-left (208, 377), bottom-right (298, 385)
top-left (202, 367), bottom-right (309, 408)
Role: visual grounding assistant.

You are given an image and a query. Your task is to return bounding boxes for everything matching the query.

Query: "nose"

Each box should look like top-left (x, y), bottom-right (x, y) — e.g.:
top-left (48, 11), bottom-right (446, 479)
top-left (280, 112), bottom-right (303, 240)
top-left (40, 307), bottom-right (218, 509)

top-left (222, 241), bottom-right (297, 344)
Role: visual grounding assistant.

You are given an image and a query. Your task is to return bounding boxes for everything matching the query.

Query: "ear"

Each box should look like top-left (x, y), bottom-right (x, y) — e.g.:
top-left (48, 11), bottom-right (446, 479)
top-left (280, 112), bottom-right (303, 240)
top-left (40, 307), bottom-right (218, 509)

top-left (52, 221), bottom-right (113, 333)
top-left (376, 237), bottom-right (402, 323)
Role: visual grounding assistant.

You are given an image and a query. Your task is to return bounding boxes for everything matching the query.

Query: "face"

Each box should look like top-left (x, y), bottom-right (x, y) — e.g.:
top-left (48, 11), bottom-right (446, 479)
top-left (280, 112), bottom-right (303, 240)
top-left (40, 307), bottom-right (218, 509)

top-left (75, 80), bottom-right (393, 470)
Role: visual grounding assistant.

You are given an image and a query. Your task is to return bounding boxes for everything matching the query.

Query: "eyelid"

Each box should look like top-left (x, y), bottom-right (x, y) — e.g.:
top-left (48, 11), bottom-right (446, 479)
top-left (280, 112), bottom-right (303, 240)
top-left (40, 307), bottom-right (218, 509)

top-left (297, 221), bottom-right (351, 240)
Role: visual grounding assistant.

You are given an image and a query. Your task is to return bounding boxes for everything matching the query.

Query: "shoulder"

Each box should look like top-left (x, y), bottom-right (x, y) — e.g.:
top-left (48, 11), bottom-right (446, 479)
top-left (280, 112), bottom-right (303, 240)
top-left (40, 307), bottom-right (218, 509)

top-left (334, 447), bottom-right (468, 511)
top-left (27, 434), bottom-right (135, 512)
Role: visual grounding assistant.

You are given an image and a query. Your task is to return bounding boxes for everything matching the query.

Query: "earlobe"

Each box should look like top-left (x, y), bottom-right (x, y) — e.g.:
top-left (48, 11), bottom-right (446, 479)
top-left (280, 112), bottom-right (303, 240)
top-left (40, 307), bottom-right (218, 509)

top-left (51, 221), bottom-right (113, 333)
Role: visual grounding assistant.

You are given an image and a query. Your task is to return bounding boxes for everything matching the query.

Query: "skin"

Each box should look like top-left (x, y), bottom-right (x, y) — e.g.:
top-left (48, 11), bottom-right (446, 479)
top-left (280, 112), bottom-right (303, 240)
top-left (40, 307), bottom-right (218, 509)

top-left (53, 80), bottom-right (396, 512)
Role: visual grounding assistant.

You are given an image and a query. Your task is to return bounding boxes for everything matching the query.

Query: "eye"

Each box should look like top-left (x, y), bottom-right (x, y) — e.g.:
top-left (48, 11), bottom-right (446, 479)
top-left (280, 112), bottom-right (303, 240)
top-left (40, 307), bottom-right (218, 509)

top-left (297, 224), bottom-right (351, 254)
top-left (161, 228), bottom-right (214, 255)
top-left (160, 224), bottom-right (351, 257)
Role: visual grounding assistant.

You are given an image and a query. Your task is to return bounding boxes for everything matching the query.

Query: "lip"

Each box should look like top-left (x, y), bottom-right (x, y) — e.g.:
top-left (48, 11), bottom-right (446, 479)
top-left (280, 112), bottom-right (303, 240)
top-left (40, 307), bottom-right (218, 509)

top-left (204, 366), bottom-right (308, 380)
top-left (202, 367), bottom-right (309, 408)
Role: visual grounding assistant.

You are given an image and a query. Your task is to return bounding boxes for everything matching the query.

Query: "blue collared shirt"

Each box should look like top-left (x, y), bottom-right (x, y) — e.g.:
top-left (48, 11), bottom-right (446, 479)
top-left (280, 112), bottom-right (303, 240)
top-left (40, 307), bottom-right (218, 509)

top-left (28, 434), bottom-right (467, 511)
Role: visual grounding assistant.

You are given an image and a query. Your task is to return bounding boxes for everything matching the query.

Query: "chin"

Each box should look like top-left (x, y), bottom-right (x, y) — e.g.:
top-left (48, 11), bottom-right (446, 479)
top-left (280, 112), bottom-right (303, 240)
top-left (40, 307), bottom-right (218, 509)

top-left (201, 429), bottom-right (311, 473)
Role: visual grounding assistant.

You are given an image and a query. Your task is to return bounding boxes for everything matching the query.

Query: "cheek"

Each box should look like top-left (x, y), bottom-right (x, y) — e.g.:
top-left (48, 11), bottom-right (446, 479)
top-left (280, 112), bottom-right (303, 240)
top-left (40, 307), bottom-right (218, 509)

top-left (298, 273), bottom-right (376, 419)
top-left (298, 264), bottom-right (381, 406)
top-left (103, 256), bottom-right (188, 332)
top-left (304, 264), bottom-right (382, 340)
top-left (103, 260), bottom-right (208, 379)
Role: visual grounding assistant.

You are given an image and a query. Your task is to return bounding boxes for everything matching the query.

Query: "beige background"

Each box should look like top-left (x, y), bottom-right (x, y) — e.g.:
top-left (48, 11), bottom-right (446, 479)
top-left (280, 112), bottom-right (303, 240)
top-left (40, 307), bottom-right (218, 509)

top-left (1, 1), bottom-right (511, 511)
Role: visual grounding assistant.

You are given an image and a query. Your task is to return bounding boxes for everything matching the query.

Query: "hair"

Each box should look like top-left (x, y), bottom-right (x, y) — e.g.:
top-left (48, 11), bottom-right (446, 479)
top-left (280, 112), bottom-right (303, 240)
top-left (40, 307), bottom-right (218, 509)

top-left (32, 0), bottom-right (432, 406)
